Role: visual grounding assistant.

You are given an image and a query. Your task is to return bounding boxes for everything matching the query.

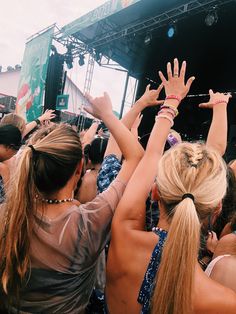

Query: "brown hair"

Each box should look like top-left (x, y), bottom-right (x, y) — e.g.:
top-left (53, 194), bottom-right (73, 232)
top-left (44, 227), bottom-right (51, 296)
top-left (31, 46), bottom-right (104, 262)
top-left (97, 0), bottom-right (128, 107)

top-left (152, 142), bottom-right (227, 314)
top-left (0, 124), bottom-right (82, 298)
top-left (0, 113), bottom-right (26, 134)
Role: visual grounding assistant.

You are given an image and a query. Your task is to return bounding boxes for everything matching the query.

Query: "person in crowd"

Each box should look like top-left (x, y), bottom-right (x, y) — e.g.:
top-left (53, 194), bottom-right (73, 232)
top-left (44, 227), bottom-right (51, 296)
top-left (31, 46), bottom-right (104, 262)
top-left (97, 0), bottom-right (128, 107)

top-left (0, 125), bottom-right (22, 203)
top-left (77, 136), bottom-right (108, 203)
top-left (205, 214), bottom-right (236, 292)
top-left (0, 92), bottom-right (143, 313)
top-left (0, 109), bottom-right (56, 138)
top-left (106, 59), bottom-right (236, 314)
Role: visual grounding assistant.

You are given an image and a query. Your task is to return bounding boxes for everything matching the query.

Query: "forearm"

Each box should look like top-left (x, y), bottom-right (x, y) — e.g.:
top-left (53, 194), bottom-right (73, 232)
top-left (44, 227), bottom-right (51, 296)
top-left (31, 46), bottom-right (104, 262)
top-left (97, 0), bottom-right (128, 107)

top-left (102, 113), bottom-right (143, 161)
top-left (81, 122), bottom-right (99, 148)
top-left (113, 115), bottom-right (172, 226)
top-left (121, 100), bottom-right (145, 129)
top-left (206, 104), bottom-right (227, 156)
top-left (105, 101), bottom-right (144, 158)
top-left (23, 121), bottom-right (37, 137)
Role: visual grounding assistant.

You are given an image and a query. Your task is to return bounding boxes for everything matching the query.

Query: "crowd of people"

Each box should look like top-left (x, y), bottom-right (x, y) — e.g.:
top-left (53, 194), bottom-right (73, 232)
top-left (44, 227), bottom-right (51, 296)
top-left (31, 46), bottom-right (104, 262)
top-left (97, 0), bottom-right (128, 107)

top-left (0, 59), bottom-right (236, 313)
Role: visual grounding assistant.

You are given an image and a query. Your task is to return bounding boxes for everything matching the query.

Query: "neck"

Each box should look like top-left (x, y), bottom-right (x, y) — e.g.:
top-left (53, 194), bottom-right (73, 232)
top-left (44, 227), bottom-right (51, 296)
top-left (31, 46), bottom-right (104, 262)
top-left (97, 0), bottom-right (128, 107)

top-left (157, 201), bottom-right (170, 231)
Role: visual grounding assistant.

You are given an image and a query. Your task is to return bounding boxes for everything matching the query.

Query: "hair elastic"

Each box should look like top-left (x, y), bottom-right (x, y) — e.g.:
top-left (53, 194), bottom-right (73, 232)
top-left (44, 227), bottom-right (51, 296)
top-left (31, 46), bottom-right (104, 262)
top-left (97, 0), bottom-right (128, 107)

top-left (182, 193), bottom-right (194, 202)
top-left (28, 145), bottom-right (37, 154)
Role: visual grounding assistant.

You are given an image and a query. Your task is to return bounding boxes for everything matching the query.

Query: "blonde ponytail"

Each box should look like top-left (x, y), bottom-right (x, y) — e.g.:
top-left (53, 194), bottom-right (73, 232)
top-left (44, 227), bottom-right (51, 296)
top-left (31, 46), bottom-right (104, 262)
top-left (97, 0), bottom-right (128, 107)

top-left (151, 142), bottom-right (227, 313)
top-left (152, 198), bottom-right (200, 314)
top-left (1, 147), bottom-right (36, 295)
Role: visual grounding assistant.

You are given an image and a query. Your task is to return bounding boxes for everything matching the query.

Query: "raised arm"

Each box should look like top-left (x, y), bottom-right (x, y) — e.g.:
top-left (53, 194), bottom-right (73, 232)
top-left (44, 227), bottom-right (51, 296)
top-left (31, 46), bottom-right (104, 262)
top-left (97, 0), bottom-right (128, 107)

top-left (84, 92), bottom-right (144, 183)
top-left (112, 59), bottom-right (195, 230)
top-left (200, 90), bottom-right (231, 156)
top-left (104, 83), bottom-right (163, 158)
top-left (22, 110), bottom-right (56, 138)
top-left (81, 121), bottom-right (99, 149)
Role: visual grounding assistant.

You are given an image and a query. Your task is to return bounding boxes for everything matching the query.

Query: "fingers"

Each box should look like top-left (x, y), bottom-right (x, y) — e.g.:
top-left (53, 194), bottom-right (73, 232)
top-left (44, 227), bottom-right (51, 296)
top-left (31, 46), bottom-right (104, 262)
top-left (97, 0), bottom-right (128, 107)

top-left (156, 83), bottom-right (163, 94)
top-left (83, 106), bottom-right (92, 115)
top-left (167, 62), bottom-right (172, 80)
top-left (84, 92), bottom-right (93, 103)
top-left (180, 60), bottom-right (186, 80)
top-left (156, 100), bottom-right (165, 105)
top-left (173, 58), bottom-right (179, 77)
top-left (146, 84), bottom-right (151, 92)
top-left (185, 76), bottom-right (195, 91)
top-left (158, 71), bottom-right (167, 84)
top-left (199, 102), bottom-right (210, 108)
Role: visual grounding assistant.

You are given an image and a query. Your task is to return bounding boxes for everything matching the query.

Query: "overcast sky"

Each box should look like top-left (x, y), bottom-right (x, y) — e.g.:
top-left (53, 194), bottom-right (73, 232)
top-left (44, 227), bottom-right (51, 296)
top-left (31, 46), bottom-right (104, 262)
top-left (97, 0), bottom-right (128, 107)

top-left (0, 0), bottom-right (134, 113)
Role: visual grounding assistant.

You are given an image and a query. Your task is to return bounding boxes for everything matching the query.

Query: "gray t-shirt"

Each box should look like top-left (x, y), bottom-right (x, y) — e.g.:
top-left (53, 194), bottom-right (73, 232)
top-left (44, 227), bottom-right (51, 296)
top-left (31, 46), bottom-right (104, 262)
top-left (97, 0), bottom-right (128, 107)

top-left (9, 178), bottom-right (126, 314)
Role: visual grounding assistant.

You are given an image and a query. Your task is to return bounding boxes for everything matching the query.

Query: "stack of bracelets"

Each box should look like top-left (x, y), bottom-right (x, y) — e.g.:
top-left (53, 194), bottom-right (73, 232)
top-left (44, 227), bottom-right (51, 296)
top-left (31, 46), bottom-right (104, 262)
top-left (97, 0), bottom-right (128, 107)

top-left (156, 95), bottom-right (181, 127)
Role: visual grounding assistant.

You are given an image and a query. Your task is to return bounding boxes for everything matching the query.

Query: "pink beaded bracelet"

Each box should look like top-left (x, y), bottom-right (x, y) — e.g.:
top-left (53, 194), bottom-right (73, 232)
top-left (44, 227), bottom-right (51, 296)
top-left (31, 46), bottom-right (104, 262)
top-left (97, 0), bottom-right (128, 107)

top-left (214, 100), bottom-right (228, 105)
top-left (166, 95), bottom-right (182, 103)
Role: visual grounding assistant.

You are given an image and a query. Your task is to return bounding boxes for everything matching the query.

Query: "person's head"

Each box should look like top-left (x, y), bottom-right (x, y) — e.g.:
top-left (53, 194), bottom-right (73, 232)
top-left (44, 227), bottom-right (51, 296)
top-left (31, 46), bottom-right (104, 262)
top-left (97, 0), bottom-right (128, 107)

top-left (0, 113), bottom-right (26, 135)
top-left (0, 123), bottom-right (83, 297)
top-left (0, 125), bottom-right (22, 161)
top-left (152, 142), bottom-right (227, 314)
top-left (213, 166), bottom-right (236, 237)
top-left (84, 137), bottom-right (108, 167)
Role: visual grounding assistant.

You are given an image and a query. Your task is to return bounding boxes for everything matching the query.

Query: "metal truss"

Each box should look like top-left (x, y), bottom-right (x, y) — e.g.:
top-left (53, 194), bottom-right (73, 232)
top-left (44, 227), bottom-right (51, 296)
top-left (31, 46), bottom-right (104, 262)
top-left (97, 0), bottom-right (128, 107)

top-left (88, 0), bottom-right (233, 49)
top-left (53, 0), bottom-right (232, 58)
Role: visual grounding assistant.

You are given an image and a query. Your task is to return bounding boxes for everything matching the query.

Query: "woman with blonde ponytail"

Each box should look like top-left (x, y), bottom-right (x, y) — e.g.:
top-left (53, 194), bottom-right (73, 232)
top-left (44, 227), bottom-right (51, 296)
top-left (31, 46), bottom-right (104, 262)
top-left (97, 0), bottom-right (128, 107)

top-left (0, 93), bottom-right (143, 313)
top-left (106, 59), bottom-right (236, 313)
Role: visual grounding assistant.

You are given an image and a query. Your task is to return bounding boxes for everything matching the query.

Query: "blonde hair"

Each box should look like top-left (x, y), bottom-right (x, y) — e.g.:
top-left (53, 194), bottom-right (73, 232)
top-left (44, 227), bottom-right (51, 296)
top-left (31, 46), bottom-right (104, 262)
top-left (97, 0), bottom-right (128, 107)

top-left (0, 113), bottom-right (26, 134)
top-left (152, 142), bottom-right (227, 314)
top-left (0, 124), bottom-right (82, 298)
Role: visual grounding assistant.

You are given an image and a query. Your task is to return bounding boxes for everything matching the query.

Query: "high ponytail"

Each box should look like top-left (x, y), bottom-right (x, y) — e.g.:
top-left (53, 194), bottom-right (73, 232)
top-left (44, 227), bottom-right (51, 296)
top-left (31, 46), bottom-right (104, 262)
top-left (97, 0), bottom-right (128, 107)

top-left (151, 142), bottom-right (227, 313)
top-left (152, 198), bottom-right (200, 314)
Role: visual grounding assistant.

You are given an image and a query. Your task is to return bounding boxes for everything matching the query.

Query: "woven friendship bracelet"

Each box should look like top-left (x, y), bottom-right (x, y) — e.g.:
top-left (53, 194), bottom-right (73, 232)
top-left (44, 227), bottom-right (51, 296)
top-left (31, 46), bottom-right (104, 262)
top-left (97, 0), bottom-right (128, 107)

top-left (156, 114), bottom-right (174, 127)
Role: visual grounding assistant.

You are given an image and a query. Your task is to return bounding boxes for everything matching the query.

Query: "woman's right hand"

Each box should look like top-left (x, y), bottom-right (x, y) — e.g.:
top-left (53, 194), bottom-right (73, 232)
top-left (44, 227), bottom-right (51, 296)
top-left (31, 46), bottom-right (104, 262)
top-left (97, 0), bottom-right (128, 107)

top-left (84, 92), bottom-right (113, 120)
top-left (159, 58), bottom-right (195, 104)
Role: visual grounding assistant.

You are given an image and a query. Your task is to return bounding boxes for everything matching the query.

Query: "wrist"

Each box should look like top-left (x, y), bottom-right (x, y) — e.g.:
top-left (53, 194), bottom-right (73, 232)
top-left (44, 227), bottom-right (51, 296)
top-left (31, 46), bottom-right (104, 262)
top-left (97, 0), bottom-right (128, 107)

top-left (34, 118), bottom-right (41, 125)
top-left (134, 99), bottom-right (146, 111)
top-left (163, 98), bottom-right (179, 108)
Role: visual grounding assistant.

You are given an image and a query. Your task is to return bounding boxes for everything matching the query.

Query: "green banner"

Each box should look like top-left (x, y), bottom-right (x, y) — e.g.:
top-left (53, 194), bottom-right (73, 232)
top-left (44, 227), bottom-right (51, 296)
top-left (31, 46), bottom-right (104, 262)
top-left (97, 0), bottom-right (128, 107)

top-left (16, 27), bottom-right (54, 122)
top-left (61, 0), bottom-right (141, 37)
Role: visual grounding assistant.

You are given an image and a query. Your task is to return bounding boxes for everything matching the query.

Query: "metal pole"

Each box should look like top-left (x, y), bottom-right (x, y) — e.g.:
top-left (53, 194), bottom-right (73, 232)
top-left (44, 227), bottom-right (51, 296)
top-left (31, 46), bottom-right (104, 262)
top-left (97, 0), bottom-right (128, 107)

top-left (119, 71), bottom-right (129, 119)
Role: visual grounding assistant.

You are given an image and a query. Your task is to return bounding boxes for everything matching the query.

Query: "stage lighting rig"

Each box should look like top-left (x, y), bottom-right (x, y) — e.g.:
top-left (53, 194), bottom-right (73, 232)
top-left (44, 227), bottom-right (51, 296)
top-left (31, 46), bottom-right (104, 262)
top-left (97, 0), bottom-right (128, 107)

top-left (144, 32), bottom-right (152, 45)
top-left (167, 23), bottom-right (177, 38)
top-left (205, 8), bottom-right (218, 26)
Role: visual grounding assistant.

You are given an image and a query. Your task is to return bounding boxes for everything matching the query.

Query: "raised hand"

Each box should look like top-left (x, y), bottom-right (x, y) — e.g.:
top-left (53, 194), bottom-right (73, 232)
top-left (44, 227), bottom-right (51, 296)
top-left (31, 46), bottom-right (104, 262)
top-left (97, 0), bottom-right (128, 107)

top-left (138, 83), bottom-right (164, 107)
top-left (199, 89), bottom-right (231, 109)
top-left (39, 109), bottom-right (56, 122)
top-left (84, 92), bottom-right (113, 120)
top-left (159, 58), bottom-right (195, 102)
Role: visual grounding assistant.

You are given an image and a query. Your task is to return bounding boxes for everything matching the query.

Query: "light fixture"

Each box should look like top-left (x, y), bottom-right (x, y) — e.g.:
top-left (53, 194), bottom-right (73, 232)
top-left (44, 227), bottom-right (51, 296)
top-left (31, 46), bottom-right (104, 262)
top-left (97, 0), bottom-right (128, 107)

top-left (167, 24), bottom-right (177, 38)
top-left (144, 33), bottom-right (152, 45)
top-left (78, 54), bottom-right (85, 66)
top-left (205, 9), bottom-right (218, 26)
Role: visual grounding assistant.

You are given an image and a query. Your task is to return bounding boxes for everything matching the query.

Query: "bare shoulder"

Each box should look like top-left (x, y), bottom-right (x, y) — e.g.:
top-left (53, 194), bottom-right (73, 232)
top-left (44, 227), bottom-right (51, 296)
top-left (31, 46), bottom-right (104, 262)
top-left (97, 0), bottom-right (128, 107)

top-left (214, 234), bottom-right (236, 257)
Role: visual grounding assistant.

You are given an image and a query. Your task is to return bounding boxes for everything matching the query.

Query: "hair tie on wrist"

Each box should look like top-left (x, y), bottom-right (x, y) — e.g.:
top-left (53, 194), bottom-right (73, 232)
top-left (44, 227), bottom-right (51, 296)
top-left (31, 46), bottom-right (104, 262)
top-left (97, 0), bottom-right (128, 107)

top-left (182, 193), bottom-right (194, 202)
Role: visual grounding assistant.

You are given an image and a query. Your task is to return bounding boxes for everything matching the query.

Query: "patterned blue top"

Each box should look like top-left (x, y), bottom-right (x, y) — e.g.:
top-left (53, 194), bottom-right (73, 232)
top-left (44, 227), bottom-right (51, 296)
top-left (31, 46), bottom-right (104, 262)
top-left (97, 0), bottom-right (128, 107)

top-left (138, 228), bottom-right (168, 314)
top-left (97, 154), bottom-right (122, 193)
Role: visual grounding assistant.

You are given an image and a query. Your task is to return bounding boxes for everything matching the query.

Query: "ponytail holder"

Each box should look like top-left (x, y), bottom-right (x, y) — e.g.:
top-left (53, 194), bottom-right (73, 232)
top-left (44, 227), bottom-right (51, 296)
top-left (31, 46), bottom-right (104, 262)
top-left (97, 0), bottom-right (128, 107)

top-left (28, 145), bottom-right (37, 154)
top-left (182, 193), bottom-right (194, 202)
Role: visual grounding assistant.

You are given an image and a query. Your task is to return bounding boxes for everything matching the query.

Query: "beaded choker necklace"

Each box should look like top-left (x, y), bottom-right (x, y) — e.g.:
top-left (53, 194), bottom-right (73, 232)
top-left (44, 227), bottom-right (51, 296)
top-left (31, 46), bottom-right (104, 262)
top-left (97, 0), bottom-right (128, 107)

top-left (41, 198), bottom-right (73, 204)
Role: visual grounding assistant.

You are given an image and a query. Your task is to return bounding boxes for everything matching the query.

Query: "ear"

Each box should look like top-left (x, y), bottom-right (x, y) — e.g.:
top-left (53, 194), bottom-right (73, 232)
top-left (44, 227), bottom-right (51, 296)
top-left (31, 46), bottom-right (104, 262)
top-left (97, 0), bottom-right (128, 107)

top-left (75, 159), bottom-right (84, 179)
top-left (151, 183), bottom-right (160, 201)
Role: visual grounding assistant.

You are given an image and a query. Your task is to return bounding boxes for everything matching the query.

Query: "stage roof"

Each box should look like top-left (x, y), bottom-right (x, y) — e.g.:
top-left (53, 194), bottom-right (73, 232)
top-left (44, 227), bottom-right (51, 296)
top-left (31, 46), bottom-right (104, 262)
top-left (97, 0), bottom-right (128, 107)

top-left (59, 0), bottom-right (231, 77)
